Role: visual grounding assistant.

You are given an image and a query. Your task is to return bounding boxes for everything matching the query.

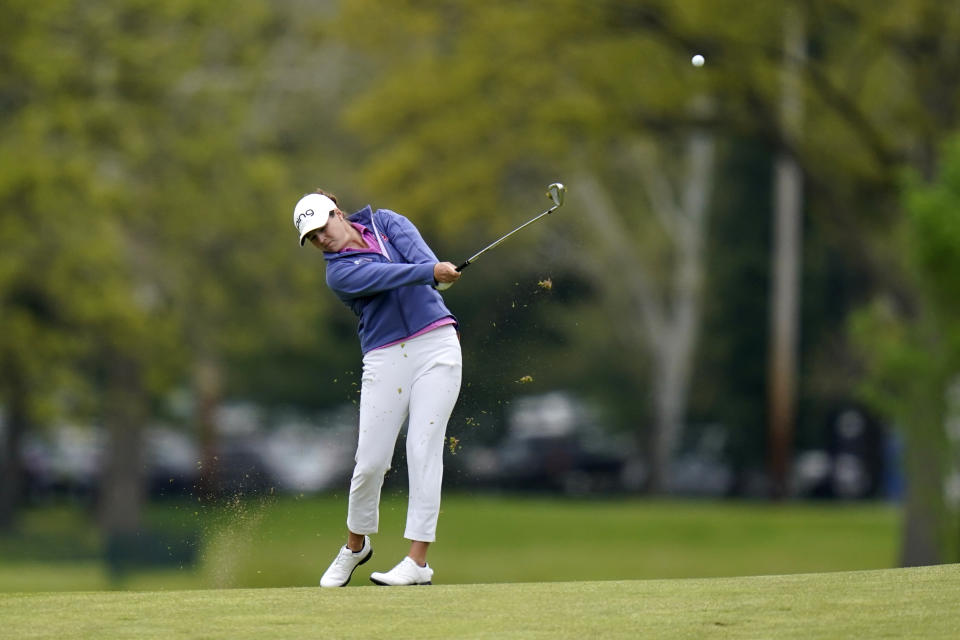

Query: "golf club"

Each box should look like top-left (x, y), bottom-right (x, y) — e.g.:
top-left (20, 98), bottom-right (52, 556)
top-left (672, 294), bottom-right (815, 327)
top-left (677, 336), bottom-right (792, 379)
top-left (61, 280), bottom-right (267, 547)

top-left (437, 182), bottom-right (565, 291)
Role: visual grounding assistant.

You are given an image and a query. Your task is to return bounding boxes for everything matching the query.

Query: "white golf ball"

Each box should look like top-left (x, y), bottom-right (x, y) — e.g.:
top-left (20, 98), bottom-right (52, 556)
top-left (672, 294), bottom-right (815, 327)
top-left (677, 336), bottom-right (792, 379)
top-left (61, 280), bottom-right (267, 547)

top-left (692, 54), bottom-right (705, 67)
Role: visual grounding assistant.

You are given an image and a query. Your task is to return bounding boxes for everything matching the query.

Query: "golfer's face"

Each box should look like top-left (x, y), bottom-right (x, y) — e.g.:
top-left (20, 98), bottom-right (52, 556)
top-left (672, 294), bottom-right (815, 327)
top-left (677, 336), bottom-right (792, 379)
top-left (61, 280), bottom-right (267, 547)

top-left (306, 212), bottom-right (342, 251)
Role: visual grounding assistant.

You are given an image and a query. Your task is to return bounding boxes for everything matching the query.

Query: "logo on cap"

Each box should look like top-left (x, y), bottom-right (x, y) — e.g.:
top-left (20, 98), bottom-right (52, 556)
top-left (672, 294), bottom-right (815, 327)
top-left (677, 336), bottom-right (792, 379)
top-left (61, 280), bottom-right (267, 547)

top-left (295, 209), bottom-right (315, 231)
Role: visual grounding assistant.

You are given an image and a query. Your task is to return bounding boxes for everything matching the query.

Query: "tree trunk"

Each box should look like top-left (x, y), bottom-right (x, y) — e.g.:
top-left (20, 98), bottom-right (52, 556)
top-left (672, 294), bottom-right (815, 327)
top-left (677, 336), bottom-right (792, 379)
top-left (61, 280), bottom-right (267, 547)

top-left (98, 354), bottom-right (146, 535)
top-left (194, 357), bottom-right (223, 498)
top-left (900, 490), bottom-right (942, 567)
top-left (646, 124), bottom-right (713, 493)
top-left (900, 428), bottom-right (946, 566)
top-left (0, 376), bottom-right (28, 531)
top-left (649, 336), bottom-right (690, 492)
top-left (767, 4), bottom-right (806, 499)
top-left (895, 376), bottom-right (952, 566)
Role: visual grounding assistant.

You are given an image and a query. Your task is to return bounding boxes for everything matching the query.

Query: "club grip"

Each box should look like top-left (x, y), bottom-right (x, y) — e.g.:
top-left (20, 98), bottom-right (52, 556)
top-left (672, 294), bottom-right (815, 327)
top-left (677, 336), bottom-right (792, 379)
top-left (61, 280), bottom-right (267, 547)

top-left (437, 261), bottom-right (470, 291)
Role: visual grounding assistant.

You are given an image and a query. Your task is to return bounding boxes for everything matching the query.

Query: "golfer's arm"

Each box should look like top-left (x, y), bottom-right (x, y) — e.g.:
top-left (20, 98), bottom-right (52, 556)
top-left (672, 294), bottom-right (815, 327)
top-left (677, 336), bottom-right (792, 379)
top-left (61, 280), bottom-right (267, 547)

top-left (328, 261), bottom-right (436, 298)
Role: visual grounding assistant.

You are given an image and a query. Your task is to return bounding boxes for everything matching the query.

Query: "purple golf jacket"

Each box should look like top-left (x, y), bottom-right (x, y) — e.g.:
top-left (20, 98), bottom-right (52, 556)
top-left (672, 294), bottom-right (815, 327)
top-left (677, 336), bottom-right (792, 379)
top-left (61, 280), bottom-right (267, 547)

top-left (322, 206), bottom-right (457, 353)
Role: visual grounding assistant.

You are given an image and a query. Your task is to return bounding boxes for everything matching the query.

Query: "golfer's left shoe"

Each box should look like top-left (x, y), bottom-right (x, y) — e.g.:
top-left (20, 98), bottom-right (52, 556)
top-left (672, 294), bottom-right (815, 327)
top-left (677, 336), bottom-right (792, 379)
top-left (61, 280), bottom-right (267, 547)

top-left (319, 536), bottom-right (373, 587)
top-left (370, 556), bottom-right (433, 586)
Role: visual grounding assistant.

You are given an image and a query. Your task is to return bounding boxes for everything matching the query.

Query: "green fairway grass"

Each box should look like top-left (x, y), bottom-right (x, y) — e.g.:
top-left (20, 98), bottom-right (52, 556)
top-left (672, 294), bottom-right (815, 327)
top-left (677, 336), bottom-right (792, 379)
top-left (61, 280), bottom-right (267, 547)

top-left (0, 495), bottom-right (899, 592)
top-left (1, 564), bottom-right (956, 639)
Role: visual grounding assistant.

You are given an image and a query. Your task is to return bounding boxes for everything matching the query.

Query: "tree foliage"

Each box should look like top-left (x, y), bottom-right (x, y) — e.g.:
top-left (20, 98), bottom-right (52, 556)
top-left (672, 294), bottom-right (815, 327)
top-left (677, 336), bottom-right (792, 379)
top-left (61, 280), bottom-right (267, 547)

top-left (851, 133), bottom-right (960, 563)
top-left (0, 0), bottom-right (342, 529)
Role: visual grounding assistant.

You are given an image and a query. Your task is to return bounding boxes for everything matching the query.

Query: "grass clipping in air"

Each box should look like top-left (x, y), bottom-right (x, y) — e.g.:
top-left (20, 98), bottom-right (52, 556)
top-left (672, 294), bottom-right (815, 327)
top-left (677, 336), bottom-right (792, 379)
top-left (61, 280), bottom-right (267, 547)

top-left (1, 564), bottom-right (957, 639)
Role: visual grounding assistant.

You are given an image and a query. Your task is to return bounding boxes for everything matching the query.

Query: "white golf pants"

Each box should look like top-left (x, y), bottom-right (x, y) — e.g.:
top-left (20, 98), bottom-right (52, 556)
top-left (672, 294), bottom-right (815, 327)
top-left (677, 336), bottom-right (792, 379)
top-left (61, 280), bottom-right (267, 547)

top-left (347, 325), bottom-right (462, 542)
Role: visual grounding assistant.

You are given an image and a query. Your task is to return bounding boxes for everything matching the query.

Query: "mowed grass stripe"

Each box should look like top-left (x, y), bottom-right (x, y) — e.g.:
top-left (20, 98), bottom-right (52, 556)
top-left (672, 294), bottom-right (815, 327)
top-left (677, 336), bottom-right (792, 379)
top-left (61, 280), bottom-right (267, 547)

top-left (0, 496), bottom-right (899, 592)
top-left (207, 495), bottom-right (900, 587)
top-left (1, 564), bottom-right (957, 639)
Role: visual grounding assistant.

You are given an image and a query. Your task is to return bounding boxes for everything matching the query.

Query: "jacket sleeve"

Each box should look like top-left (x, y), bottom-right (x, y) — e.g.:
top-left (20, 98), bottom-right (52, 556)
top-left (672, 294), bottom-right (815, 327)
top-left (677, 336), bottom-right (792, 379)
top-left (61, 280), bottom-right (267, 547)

top-left (326, 258), bottom-right (436, 299)
top-left (379, 210), bottom-right (440, 264)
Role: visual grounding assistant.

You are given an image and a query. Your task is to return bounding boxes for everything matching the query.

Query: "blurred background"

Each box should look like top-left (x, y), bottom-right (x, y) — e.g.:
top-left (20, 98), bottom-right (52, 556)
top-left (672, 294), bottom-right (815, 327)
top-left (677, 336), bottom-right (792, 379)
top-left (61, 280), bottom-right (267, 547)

top-left (1, 0), bottom-right (959, 591)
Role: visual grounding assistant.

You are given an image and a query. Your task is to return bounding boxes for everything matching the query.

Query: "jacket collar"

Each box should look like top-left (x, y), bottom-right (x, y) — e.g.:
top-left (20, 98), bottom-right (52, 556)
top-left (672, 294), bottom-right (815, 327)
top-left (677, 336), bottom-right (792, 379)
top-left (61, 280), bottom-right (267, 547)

top-left (348, 205), bottom-right (374, 226)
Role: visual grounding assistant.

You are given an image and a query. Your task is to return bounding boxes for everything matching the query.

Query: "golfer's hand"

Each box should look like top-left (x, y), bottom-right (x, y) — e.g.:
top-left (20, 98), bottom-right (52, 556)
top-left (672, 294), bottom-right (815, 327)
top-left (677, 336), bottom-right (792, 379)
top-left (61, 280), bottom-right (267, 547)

top-left (434, 262), bottom-right (461, 291)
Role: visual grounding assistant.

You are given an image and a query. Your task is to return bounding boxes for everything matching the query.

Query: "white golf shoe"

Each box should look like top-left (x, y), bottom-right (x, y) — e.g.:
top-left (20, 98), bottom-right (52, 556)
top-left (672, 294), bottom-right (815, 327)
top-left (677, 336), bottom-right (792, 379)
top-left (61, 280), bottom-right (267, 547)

top-left (370, 556), bottom-right (433, 586)
top-left (319, 536), bottom-right (373, 587)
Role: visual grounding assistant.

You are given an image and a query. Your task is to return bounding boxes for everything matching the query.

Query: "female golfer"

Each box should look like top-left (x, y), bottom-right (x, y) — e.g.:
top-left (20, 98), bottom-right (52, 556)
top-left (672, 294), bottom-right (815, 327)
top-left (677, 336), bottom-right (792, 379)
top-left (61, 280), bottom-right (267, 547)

top-left (293, 189), bottom-right (462, 587)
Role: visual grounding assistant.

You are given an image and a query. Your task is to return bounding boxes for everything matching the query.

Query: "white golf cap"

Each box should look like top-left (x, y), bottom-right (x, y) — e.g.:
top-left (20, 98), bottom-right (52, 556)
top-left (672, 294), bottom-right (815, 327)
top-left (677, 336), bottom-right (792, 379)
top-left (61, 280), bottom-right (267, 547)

top-left (293, 193), bottom-right (338, 246)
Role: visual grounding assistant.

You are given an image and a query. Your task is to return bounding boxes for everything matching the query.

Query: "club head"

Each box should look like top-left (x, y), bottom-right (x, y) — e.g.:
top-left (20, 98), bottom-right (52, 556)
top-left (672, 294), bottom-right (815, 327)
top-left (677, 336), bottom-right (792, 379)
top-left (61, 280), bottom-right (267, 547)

top-left (547, 182), bottom-right (565, 208)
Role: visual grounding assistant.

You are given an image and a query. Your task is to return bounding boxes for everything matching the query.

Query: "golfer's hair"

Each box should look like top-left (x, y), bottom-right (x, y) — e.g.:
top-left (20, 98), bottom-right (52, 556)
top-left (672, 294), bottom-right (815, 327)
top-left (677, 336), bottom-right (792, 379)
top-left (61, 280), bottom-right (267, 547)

top-left (314, 188), bottom-right (339, 207)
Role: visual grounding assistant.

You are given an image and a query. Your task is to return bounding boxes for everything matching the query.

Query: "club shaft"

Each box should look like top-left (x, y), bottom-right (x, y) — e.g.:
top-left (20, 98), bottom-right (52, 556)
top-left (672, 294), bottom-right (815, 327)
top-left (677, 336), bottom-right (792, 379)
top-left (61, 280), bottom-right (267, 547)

top-left (456, 204), bottom-right (559, 271)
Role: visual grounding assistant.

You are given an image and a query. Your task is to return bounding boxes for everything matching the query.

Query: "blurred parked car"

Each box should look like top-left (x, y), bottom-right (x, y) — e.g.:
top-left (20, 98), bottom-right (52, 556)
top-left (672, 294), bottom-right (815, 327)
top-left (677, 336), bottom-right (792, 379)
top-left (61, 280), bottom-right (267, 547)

top-left (792, 406), bottom-right (893, 499)
top-left (495, 431), bottom-right (628, 494)
top-left (666, 424), bottom-right (735, 497)
top-left (144, 426), bottom-right (200, 497)
top-left (20, 424), bottom-right (103, 500)
top-left (259, 420), bottom-right (355, 494)
top-left (464, 392), bottom-right (632, 495)
top-left (11, 402), bottom-right (362, 502)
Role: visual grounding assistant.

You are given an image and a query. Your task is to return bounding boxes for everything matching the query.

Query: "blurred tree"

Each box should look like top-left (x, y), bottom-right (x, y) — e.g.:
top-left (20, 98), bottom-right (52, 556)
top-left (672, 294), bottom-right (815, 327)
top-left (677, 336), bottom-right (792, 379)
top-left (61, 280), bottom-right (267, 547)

top-left (0, 0), bottom-right (216, 537)
top-left (0, 0), bottom-right (346, 536)
top-left (71, 0), bottom-right (348, 500)
top-left (0, 0), bottom-right (171, 530)
top-left (800, 0), bottom-right (960, 564)
top-left (127, 2), bottom-right (313, 496)
top-left (147, 0), bottom-right (378, 495)
top-left (569, 121), bottom-right (716, 492)
top-left (167, 0), bottom-right (369, 412)
top-left (852, 132), bottom-right (960, 565)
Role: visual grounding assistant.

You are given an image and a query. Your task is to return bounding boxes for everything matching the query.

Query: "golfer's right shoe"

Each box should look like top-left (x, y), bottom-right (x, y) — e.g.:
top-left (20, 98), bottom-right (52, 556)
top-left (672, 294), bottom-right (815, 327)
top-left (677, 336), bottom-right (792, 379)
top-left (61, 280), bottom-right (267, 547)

top-left (369, 556), bottom-right (433, 586)
top-left (319, 536), bottom-right (373, 587)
